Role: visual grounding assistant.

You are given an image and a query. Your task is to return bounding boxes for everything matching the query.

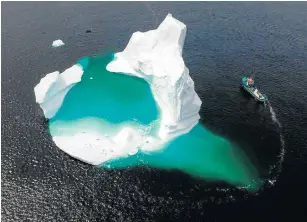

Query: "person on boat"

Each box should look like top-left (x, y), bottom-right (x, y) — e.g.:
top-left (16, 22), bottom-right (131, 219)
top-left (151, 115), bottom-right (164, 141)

top-left (246, 77), bottom-right (254, 87)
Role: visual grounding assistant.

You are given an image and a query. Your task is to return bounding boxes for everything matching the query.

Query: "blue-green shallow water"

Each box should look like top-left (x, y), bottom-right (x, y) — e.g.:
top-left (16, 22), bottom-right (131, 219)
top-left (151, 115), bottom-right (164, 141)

top-left (103, 123), bottom-right (259, 190)
top-left (51, 54), bottom-right (159, 125)
top-left (50, 53), bottom-right (259, 190)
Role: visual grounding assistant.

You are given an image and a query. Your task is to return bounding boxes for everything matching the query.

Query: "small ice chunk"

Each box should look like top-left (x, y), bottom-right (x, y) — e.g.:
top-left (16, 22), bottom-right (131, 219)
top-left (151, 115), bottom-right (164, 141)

top-left (52, 39), bottom-right (65, 48)
top-left (90, 77), bottom-right (93, 80)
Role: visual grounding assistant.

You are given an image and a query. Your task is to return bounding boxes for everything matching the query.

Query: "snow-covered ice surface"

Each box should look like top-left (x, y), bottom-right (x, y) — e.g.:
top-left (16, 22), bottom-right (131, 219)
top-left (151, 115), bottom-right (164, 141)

top-left (52, 39), bottom-right (65, 48)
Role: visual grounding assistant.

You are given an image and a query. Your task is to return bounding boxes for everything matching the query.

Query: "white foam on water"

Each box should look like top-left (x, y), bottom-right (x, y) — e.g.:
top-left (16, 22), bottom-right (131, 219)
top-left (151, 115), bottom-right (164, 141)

top-left (266, 101), bottom-right (286, 186)
top-left (268, 179), bottom-right (276, 185)
top-left (268, 102), bottom-right (281, 128)
top-left (225, 101), bottom-right (286, 197)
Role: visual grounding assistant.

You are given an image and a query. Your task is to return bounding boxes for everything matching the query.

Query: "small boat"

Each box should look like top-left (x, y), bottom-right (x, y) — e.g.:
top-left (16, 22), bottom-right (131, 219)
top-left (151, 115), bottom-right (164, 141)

top-left (241, 76), bottom-right (268, 102)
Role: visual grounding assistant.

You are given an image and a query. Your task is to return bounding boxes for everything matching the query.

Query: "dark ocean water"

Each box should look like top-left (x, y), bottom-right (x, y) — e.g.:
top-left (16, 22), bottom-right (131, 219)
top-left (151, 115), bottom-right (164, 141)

top-left (2, 2), bottom-right (307, 221)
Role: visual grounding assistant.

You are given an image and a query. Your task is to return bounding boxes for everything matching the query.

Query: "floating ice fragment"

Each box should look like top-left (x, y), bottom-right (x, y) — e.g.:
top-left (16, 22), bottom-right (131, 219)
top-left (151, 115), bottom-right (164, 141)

top-left (34, 65), bottom-right (84, 118)
top-left (52, 39), bottom-right (65, 48)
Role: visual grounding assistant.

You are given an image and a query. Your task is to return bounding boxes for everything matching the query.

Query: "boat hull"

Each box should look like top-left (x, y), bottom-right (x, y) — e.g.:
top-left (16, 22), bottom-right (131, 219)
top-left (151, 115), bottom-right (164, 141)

top-left (241, 77), bottom-right (267, 102)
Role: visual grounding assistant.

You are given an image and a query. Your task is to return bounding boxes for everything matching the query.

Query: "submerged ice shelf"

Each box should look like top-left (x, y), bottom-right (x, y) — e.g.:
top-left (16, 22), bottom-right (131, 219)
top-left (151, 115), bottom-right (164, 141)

top-left (34, 14), bottom-right (259, 188)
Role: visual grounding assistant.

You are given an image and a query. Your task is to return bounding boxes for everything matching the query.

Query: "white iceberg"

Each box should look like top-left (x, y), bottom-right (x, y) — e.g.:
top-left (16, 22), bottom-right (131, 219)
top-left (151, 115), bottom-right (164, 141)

top-left (34, 64), bottom-right (83, 119)
top-left (34, 13), bottom-right (202, 165)
top-left (107, 13), bottom-right (202, 141)
top-left (52, 39), bottom-right (65, 48)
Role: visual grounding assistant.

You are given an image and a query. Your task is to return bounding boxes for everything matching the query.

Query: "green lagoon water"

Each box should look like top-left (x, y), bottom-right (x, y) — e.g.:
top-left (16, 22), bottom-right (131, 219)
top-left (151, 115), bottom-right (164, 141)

top-left (49, 53), bottom-right (259, 190)
top-left (52, 54), bottom-right (159, 124)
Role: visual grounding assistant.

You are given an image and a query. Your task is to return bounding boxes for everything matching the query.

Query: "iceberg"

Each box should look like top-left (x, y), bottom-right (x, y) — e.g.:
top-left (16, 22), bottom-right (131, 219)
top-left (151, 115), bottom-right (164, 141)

top-left (35, 13), bottom-right (201, 162)
top-left (107, 13), bottom-right (202, 141)
top-left (52, 39), bottom-right (65, 48)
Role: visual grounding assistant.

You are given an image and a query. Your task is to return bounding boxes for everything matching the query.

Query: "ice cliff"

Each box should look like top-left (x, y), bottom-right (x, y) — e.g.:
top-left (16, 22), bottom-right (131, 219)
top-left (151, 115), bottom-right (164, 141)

top-left (107, 13), bottom-right (202, 140)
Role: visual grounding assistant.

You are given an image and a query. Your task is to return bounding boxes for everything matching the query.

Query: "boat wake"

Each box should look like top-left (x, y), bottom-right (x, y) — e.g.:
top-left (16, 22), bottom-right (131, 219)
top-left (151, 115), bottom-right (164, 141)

top-left (155, 100), bottom-right (287, 203)
top-left (233, 100), bottom-right (286, 198)
top-left (268, 102), bottom-right (281, 128)
top-left (266, 101), bottom-right (286, 185)
top-left (170, 100), bottom-right (287, 202)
